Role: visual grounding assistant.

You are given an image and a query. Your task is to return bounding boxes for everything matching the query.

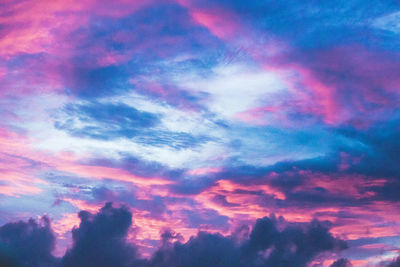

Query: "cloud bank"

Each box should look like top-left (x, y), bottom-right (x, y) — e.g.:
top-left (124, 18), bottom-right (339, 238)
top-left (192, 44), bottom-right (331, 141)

top-left (0, 203), bottom-right (349, 267)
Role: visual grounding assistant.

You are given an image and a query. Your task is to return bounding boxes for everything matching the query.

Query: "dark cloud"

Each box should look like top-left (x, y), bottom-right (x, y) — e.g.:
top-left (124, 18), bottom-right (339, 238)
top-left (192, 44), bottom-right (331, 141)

top-left (149, 215), bottom-right (346, 267)
top-left (336, 118), bottom-right (400, 202)
top-left (149, 231), bottom-right (241, 267)
top-left (209, 117), bottom-right (400, 207)
top-left (61, 202), bottom-right (142, 267)
top-left (330, 258), bottom-right (352, 267)
top-left (245, 218), bottom-right (347, 267)
top-left (387, 257), bottom-right (400, 267)
top-left (0, 251), bottom-right (18, 267)
top-left (0, 203), bottom-right (347, 267)
top-left (0, 217), bottom-right (57, 267)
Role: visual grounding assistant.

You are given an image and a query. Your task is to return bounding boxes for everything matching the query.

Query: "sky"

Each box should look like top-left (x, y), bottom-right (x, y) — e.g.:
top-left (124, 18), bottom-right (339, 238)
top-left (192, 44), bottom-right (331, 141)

top-left (0, 0), bottom-right (400, 266)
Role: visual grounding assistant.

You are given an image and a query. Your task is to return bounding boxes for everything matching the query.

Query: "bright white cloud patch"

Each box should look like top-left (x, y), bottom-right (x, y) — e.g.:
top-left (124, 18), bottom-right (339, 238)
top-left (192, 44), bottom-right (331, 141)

top-left (373, 11), bottom-right (400, 33)
top-left (177, 63), bottom-right (287, 118)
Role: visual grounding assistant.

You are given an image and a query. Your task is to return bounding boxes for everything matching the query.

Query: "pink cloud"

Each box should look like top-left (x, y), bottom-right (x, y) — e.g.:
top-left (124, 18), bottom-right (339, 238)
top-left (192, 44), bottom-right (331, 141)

top-left (234, 106), bottom-right (283, 126)
top-left (0, 0), bottom-right (156, 58)
top-left (259, 46), bottom-right (400, 126)
top-left (187, 166), bottom-right (222, 176)
top-left (177, 0), bottom-right (245, 40)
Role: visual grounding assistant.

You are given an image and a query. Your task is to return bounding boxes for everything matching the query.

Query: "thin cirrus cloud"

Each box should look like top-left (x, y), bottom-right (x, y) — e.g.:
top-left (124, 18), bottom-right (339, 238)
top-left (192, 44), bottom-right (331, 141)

top-left (0, 0), bottom-right (400, 266)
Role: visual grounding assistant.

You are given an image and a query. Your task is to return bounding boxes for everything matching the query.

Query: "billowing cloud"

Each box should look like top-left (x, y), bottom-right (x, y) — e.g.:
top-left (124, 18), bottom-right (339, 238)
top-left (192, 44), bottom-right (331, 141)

top-left (330, 258), bottom-right (353, 267)
top-left (61, 203), bottom-right (141, 267)
top-left (387, 257), bottom-right (400, 267)
top-left (0, 217), bottom-right (57, 267)
top-left (0, 203), bottom-right (348, 267)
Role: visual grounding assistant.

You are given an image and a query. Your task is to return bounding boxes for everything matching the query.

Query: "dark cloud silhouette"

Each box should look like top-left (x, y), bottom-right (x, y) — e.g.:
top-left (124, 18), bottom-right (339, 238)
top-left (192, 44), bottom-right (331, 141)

top-left (0, 203), bottom-right (348, 267)
top-left (330, 258), bottom-right (352, 267)
top-left (149, 231), bottom-right (241, 267)
top-left (149, 215), bottom-right (346, 267)
top-left (246, 217), bottom-right (347, 267)
top-left (0, 249), bottom-right (19, 267)
top-left (61, 202), bottom-right (142, 267)
top-left (0, 217), bottom-right (57, 267)
top-left (387, 257), bottom-right (400, 267)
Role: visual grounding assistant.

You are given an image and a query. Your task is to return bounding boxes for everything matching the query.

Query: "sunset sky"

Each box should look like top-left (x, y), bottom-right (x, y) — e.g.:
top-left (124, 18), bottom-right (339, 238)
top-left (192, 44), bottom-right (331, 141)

top-left (1, 0), bottom-right (400, 266)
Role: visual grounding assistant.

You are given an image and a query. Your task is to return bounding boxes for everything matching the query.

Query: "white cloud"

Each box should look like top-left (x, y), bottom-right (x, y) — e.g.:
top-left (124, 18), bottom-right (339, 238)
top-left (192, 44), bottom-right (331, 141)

top-left (373, 11), bottom-right (400, 33)
top-left (177, 63), bottom-right (286, 118)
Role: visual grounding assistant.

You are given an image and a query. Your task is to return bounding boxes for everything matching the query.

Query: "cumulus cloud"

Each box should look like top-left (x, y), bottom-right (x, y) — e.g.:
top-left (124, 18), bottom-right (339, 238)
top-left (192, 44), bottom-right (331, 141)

top-left (330, 258), bottom-right (352, 267)
top-left (243, 217), bottom-right (347, 266)
top-left (0, 217), bottom-right (57, 267)
top-left (0, 203), bottom-right (348, 267)
top-left (61, 203), bottom-right (142, 267)
top-left (387, 257), bottom-right (400, 267)
top-left (149, 215), bottom-right (347, 267)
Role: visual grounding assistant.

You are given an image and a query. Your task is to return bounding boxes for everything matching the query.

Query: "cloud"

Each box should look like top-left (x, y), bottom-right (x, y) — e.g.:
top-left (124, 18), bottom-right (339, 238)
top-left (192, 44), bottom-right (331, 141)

top-left (149, 215), bottom-right (346, 267)
top-left (388, 257), bottom-right (400, 267)
top-left (54, 100), bottom-right (211, 150)
top-left (0, 203), bottom-right (347, 267)
top-left (1, 0), bottom-right (400, 265)
top-left (0, 216), bottom-right (57, 267)
top-left (330, 258), bottom-right (352, 267)
top-left (194, 0), bottom-right (399, 48)
top-left (61, 202), bottom-right (141, 267)
top-left (373, 11), bottom-right (400, 33)
top-left (55, 101), bottom-right (160, 140)
top-left (149, 231), bottom-right (240, 267)
top-left (65, 65), bottom-right (130, 98)
top-left (246, 217), bottom-right (347, 266)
